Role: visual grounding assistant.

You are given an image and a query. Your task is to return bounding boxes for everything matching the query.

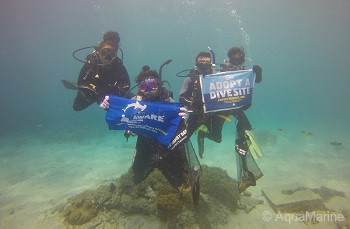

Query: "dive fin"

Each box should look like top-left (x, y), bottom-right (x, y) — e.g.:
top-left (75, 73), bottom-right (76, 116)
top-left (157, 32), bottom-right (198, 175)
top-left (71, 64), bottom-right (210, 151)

top-left (61, 80), bottom-right (80, 90)
top-left (245, 130), bottom-right (263, 159)
top-left (195, 124), bottom-right (209, 135)
top-left (61, 79), bottom-right (97, 94)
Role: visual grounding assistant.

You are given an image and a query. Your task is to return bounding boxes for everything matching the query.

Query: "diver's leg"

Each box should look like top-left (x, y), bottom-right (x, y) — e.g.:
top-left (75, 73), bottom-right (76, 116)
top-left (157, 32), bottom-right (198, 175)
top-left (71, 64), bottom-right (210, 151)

top-left (131, 137), bottom-right (154, 184)
top-left (233, 110), bottom-right (256, 192)
top-left (202, 115), bottom-right (226, 143)
top-left (158, 145), bottom-right (190, 191)
top-left (236, 110), bottom-right (252, 132)
top-left (196, 116), bottom-right (222, 158)
top-left (186, 113), bottom-right (202, 138)
top-left (73, 91), bottom-right (95, 111)
top-left (187, 113), bottom-right (206, 158)
top-left (197, 130), bottom-right (205, 159)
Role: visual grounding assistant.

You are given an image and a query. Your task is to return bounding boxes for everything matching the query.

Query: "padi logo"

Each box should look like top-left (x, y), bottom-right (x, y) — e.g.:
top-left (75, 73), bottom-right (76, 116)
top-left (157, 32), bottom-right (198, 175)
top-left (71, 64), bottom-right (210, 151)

top-left (121, 101), bottom-right (165, 123)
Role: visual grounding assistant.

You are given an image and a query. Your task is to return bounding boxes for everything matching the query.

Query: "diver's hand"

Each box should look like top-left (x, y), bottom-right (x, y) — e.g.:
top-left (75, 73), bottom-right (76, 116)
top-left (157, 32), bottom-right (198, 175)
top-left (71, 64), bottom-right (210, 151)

top-left (100, 95), bottom-right (110, 110)
top-left (178, 107), bottom-right (188, 119)
top-left (252, 65), bottom-right (262, 75)
top-left (252, 65), bottom-right (262, 83)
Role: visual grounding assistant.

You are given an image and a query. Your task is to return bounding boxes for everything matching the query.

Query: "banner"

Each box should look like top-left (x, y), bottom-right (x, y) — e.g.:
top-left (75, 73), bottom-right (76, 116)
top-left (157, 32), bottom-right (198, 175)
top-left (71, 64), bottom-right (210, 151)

top-left (200, 69), bottom-right (256, 113)
top-left (105, 95), bottom-right (186, 147)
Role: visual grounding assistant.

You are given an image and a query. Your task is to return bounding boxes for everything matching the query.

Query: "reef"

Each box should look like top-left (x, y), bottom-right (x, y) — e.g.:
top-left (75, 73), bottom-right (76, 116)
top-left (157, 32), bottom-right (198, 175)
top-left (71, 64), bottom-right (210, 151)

top-left (54, 165), bottom-right (263, 228)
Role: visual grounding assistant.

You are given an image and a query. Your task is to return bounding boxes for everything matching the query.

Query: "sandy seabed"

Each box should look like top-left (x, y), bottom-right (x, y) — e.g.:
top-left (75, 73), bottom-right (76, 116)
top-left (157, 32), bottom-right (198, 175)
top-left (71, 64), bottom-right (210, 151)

top-left (0, 126), bottom-right (349, 228)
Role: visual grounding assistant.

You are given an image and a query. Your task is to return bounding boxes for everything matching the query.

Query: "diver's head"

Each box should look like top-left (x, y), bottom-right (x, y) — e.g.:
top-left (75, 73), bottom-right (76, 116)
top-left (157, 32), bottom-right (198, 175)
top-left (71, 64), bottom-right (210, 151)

top-left (136, 65), bottom-right (161, 99)
top-left (96, 41), bottom-right (117, 65)
top-left (195, 52), bottom-right (212, 74)
top-left (228, 46), bottom-right (245, 66)
top-left (96, 31), bottom-right (120, 66)
top-left (103, 31), bottom-right (120, 47)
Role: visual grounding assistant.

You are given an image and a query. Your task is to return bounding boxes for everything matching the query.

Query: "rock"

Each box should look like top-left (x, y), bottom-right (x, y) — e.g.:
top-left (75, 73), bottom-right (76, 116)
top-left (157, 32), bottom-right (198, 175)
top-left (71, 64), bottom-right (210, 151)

top-left (262, 184), bottom-right (326, 213)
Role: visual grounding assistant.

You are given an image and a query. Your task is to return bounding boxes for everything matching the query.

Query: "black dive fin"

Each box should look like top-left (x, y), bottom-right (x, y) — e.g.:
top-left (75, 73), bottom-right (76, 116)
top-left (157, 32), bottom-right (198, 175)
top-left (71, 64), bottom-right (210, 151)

top-left (61, 79), bottom-right (97, 94)
top-left (61, 80), bottom-right (80, 90)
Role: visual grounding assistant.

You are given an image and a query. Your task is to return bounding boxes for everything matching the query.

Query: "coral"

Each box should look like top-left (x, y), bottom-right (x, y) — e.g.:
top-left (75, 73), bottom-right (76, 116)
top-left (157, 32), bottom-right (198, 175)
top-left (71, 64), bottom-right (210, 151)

top-left (156, 193), bottom-right (182, 220)
top-left (60, 165), bottom-right (243, 227)
top-left (200, 165), bottom-right (240, 211)
top-left (146, 169), bottom-right (175, 196)
top-left (63, 184), bottom-right (114, 225)
top-left (64, 203), bottom-right (98, 225)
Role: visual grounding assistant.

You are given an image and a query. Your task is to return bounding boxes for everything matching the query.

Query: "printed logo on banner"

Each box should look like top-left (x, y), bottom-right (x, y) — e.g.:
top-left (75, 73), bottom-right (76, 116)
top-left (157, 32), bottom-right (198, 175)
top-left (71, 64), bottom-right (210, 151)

top-left (118, 101), bottom-right (166, 126)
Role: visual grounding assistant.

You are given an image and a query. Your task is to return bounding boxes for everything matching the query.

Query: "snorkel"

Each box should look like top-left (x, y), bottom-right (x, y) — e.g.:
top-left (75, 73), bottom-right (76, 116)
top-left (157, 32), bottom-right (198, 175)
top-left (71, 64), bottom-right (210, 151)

top-left (208, 47), bottom-right (216, 73)
top-left (159, 59), bottom-right (172, 80)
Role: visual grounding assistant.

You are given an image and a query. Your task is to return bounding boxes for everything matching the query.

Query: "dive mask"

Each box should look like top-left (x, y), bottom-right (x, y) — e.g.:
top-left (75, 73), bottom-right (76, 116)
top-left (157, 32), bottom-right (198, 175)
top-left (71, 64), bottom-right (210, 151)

top-left (100, 47), bottom-right (117, 61)
top-left (139, 78), bottom-right (159, 92)
top-left (196, 62), bottom-right (212, 71)
top-left (230, 56), bottom-right (245, 65)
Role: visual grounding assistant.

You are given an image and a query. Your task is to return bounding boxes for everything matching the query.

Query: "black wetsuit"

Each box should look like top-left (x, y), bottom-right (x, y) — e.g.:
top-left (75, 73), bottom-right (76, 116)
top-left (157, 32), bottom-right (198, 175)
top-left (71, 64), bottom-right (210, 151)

top-left (73, 54), bottom-right (130, 111)
top-left (220, 64), bottom-right (262, 154)
top-left (132, 88), bottom-right (189, 189)
top-left (179, 69), bottom-right (229, 144)
top-left (220, 64), bottom-right (263, 188)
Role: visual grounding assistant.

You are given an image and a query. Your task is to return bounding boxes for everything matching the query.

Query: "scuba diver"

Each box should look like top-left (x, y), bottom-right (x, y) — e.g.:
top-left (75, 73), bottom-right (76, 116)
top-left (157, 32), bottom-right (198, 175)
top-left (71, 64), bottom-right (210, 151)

top-left (179, 52), bottom-right (230, 158)
top-left (179, 48), bottom-right (263, 193)
top-left (100, 65), bottom-right (196, 198)
top-left (69, 31), bottom-right (131, 111)
top-left (220, 46), bottom-right (263, 193)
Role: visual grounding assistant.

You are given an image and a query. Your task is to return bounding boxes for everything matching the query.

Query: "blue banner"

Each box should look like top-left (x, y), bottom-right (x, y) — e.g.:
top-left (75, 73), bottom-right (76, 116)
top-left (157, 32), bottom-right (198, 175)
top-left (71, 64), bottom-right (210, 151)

top-left (105, 95), bottom-right (183, 146)
top-left (200, 70), bottom-right (256, 113)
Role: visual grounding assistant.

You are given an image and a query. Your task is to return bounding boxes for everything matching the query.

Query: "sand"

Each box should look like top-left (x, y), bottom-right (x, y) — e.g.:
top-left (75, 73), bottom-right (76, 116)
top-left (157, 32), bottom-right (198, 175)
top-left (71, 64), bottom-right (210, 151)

top-left (0, 125), bottom-right (349, 228)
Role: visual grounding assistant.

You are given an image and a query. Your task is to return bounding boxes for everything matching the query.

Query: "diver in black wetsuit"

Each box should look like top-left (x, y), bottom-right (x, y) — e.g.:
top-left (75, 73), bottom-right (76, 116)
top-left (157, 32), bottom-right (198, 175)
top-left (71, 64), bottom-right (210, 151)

top-left (220, 46), bottom-right (262, 154)
top-left (179, 52), bottom-right (230, 158)
top-left (179, 48), bottom-right (263, 193)
top-left (73, 31), bottom-right (130, 111)
top-left (131, 66), bottom-right (190, 191)
top-left (220, 46), bottom-right (263, 193)
top-left (101, 66), bottom-right (190, 193)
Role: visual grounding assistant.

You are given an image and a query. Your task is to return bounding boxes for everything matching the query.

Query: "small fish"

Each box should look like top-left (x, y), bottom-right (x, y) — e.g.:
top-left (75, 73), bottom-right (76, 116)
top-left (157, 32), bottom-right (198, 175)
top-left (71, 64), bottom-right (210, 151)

top-left (276, 129), bottom-right (284, 133)
top-left (301, 130), bottom-right (312, 136)
top-left (330, 142), bottom-right (342, 146)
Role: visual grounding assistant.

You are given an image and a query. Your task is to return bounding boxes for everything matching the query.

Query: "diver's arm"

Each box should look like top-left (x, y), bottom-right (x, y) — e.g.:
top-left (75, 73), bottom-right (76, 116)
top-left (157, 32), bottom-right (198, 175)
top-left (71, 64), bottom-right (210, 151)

top-left (116, 62), bottom-right (131, 96)
top-left (179, 77), bottom-right (193, 108)
top-left (77, 63), bottom-right (94, 86)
